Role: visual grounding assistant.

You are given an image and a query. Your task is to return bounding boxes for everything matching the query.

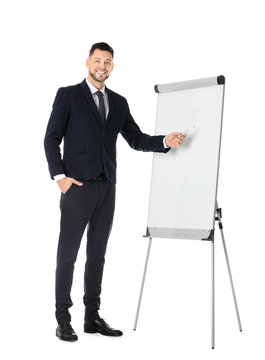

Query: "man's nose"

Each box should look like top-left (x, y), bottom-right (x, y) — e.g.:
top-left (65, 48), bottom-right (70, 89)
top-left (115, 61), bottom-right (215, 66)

top-left (99, 61), bottom-right (106, 69)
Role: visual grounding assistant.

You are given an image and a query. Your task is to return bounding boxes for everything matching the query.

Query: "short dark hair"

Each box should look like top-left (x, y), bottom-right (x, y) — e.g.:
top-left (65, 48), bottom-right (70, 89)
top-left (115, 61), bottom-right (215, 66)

top-left (89, 42), bottom-right (114, 58)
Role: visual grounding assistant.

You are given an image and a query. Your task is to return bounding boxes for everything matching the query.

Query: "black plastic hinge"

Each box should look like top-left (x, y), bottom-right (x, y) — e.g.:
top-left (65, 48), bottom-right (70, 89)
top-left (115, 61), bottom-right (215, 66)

top-left (154, 85), bottom-right (159, 93)
top-left (202, 229), bottom-right (215, 241)
top-left (217, 75), bottom-right (225, 85)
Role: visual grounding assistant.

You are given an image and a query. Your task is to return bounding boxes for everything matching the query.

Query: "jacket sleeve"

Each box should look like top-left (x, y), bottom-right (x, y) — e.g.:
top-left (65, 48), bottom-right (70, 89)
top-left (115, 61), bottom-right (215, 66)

top-left (120, 98), bottom-right (170, 153)
top-left (44, 87), bottom-right (70, 179)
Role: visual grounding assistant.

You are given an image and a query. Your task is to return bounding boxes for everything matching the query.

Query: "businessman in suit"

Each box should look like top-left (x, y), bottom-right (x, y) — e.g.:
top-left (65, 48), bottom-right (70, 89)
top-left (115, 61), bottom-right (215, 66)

top-left (44, 42), bottom-right (186, 341)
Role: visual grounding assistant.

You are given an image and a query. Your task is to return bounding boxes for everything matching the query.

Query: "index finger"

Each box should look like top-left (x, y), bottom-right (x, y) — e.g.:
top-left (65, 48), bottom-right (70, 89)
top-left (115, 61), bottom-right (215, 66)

top-left (177, 133), bottom-right (186, 140)
top-left (72, 179), bottom-right (83, 185)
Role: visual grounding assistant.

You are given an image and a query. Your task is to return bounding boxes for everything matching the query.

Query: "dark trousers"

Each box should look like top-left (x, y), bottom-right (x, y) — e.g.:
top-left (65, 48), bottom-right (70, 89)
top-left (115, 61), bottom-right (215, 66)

top-left (55, 178), bottom-right (116, 324)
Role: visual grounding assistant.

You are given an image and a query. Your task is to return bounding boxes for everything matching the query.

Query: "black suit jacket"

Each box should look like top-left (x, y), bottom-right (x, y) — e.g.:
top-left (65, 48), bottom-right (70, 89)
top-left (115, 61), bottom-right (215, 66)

top-left (44, 79), bottom-right (170, 183)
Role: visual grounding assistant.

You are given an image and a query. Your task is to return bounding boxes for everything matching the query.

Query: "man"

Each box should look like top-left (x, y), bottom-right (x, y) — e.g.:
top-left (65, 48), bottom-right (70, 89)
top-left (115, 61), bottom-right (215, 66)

top-left (44, 42), bottom-right (186, 341)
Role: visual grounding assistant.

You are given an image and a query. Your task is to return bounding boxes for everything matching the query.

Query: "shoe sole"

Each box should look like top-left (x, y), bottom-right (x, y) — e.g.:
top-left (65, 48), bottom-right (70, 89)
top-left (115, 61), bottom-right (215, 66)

top-left (56, 331), bottom-right (78, 341)
top-left (84, 329), bottom-right (98, 334)
top-left (84, 329), bottom-right (122, 337)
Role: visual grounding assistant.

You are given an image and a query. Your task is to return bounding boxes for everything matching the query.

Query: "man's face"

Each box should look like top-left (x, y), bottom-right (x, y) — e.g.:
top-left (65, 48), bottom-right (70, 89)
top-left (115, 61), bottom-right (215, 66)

top-left (86, 49), bottom-right (114, 86)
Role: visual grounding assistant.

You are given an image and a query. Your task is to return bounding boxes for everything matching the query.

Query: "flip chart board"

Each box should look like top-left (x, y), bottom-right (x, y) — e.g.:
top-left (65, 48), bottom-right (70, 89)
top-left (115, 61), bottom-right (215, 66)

top-left (146, 76), bottom-right (225, 240)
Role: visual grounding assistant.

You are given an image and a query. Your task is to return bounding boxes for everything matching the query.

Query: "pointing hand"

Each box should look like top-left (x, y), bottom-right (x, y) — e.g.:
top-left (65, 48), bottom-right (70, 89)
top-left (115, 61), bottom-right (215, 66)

top-left (165, 132), bottom-right (187, 148)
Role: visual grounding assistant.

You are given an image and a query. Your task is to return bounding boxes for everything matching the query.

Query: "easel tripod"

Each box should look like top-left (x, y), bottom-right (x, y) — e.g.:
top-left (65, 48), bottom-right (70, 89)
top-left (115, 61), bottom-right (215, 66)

top-left (134, 205), bottom-right (242, 349)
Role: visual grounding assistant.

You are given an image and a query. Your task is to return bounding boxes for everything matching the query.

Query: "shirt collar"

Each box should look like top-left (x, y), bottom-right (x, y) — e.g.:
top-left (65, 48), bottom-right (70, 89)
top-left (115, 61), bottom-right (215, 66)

top-left (86, 78), bottom-right (106, 96)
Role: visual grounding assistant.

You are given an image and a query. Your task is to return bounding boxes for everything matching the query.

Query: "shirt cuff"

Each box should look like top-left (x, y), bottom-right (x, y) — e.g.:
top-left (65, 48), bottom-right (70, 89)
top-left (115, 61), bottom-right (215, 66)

top-left (163, 136), bottom-right (169, 148)
top-left (54, 174), bottom-right (66, 181)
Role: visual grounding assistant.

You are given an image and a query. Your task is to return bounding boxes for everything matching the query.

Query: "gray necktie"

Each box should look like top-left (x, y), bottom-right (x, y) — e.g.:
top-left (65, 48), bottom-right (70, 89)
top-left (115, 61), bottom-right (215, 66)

top-left (96, 91), bottom-right (106, 125)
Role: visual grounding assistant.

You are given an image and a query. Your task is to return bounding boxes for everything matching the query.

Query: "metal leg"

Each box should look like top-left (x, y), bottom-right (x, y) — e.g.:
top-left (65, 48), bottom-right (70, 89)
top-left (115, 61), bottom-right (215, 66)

top-left (134, 237), bottom-right (152, 330)
top-left (216, 208), bottom-right (242, 331)
top-left (211, 237), bottom-right (215, 349)
top-left (215, 209), bottom-right (242, 332)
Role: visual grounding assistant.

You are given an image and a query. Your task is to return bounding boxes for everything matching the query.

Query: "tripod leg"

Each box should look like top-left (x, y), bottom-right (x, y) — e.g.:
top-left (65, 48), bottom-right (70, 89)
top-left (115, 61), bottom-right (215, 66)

top-left (211, 237), bottom-right (215, 349)
top-left (219, 224), bottom-right (243, 332)
top-left (134, 237), bottom-right (153, 330)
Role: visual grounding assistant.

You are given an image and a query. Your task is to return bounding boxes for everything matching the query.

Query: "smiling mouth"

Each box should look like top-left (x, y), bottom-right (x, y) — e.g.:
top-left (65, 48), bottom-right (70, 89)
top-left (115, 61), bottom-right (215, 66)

top-left (96, 70), bottom-right (107, 75)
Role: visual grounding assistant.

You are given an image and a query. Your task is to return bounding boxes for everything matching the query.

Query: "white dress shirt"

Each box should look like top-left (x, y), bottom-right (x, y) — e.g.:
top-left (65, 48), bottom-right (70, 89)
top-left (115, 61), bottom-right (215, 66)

top-left (54, 79), bottom-right (168, 181)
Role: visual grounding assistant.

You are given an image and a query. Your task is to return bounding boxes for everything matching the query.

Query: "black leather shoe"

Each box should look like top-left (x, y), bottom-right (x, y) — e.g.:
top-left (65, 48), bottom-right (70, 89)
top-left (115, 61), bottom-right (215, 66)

top-left (84, 318), bottom-right (123, 337)
top-left (56, 322), bottom-right (78, 341)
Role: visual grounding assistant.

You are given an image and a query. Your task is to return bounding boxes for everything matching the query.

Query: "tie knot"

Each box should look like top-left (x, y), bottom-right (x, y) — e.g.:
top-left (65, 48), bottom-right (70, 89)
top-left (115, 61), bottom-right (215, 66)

top-left (96, 91), bottom-right (104, 98)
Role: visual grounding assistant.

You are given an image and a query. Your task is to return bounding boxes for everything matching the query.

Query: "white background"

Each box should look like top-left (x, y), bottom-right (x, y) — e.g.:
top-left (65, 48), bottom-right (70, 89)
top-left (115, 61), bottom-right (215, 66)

top-left (1, 0), bottom-right (264, 359)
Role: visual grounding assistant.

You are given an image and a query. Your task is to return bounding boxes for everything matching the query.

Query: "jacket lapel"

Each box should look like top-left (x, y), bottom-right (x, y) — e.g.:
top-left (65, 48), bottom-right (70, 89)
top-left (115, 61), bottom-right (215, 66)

top-left (105, 86), bottom-right (115, 123)
top-left (79, 79), bottom-right (102, 127)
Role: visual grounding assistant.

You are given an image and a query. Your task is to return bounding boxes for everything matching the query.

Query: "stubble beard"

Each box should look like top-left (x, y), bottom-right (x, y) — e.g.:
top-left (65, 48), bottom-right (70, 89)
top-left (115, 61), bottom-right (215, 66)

top-left (89, 70), bottom-right (109, 84)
